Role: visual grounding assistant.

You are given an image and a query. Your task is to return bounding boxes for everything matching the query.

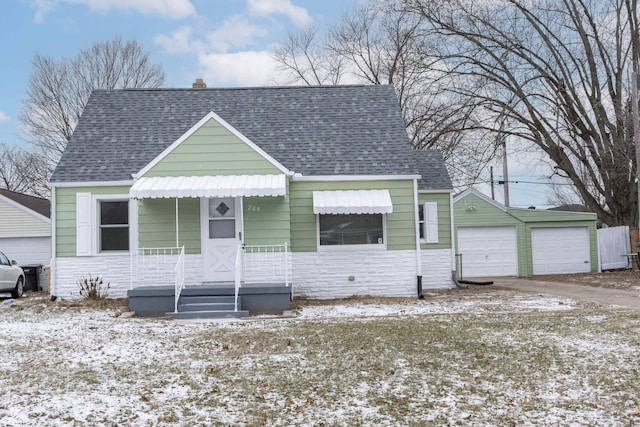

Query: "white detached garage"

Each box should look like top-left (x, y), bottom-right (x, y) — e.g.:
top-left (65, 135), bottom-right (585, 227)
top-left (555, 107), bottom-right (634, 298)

top-left (0, 189), bottom-right (51, 289)
top-left (453, 189), bottom-right (598, 278)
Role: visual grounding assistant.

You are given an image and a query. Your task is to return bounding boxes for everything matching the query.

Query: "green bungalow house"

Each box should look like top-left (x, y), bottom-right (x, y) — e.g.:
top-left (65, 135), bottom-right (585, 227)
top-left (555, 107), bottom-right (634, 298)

top-left (49, 84), bottom-right (455, 317)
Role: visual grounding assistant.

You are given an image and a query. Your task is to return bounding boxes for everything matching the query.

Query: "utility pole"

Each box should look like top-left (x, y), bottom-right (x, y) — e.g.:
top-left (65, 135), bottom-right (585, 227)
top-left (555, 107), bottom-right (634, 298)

top-left (503, 137), bottom-right (510, 207)
top-left (633, 0), bottom-right (640, 228)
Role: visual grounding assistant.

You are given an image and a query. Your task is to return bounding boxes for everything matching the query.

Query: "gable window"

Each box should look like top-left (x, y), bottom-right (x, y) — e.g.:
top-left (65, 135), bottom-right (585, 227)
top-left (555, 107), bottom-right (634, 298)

top-left (319, 214), bottom-right (384, 246)
top-left (419, 202), bottom-right (439, 243)
top-left (99, 200), bottom-right (129, 251)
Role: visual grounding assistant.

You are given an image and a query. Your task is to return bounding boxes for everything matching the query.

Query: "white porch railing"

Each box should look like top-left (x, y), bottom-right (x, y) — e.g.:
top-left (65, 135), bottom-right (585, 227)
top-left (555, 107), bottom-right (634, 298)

top-left (234, 244), bottom-right (243, 312)
top-left (174, 246), bottom-right (186, 313)
top-left (241, 243), bottom-right (291, 287)
top-left (232, 243), bottom-right (292, 310)
top-left (132, 243), bottom-right (291, 313)
top-left (130, 247), bottom-right (184, 289)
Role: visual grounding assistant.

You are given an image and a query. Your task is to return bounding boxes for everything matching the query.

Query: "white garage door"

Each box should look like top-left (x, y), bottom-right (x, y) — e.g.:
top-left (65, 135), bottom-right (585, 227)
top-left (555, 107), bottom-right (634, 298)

top-left (0, 237), bottom-right (51, 265)
top-left (531, 227), bottom-right (590, 274)
top-left (457, 226), bottom-right (518, 277)
top-left (0, 237), bottom-right (51, 290)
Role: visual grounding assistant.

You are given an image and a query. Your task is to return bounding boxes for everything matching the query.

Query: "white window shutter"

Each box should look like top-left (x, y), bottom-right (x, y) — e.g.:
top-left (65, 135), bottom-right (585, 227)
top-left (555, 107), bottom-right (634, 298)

top-left (425, 202), bottom-right (439, 243)
top-left (76, 192), bottom-right (92, 256)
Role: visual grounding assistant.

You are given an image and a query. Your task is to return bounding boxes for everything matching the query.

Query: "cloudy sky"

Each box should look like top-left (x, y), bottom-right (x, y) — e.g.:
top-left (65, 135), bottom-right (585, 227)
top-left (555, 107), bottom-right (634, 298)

top-left (0, 0), bottom-right (556, 207)
top-left (0, 0), bottom-right (358, 146)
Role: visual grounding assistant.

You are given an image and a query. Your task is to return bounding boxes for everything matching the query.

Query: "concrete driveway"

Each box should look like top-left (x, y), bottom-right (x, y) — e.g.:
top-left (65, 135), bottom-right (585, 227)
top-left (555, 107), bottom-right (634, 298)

top-left (491, 277), bottom-right (640, 309)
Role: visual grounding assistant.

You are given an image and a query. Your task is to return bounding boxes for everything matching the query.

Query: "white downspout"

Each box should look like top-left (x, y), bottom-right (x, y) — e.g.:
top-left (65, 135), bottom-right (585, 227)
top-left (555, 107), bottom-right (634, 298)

top-left (413, 179), bottom-right (422, 295)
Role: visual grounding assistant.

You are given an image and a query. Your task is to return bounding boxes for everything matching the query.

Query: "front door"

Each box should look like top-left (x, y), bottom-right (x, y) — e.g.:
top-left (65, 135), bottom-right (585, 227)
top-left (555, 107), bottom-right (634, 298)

top-left (200, 197), bottom-right (243, 282)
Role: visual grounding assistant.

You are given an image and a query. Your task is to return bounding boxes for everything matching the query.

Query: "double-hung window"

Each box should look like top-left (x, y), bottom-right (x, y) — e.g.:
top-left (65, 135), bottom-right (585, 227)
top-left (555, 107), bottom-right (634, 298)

top-left (76, 193), bottom-right (133, 256)
top-left (99, 200), bottom-right (129, 251)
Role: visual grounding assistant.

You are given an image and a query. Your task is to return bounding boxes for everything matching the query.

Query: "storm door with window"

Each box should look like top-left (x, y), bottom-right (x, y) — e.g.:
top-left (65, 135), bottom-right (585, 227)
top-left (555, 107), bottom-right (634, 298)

top-left (200, 197), bottom-right (242, 282)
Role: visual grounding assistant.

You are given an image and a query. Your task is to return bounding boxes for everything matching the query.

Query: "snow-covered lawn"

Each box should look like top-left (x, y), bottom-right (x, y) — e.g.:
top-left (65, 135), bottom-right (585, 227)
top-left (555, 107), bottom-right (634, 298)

top-left (1, 291), bottom-right (640, 426)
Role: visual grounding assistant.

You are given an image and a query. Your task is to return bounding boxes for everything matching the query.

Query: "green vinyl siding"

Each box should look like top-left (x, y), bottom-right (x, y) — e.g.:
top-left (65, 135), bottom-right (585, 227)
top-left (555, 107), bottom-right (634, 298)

top-left (138, 198), bottom-right (200, 254)
top-left (453, 193), bottom-right (521, 227)
top-left (137, 196), bottom-right (290, 253)
top-left (143, 118), bottom-right (282, 177)
top-left (58, 190), bottom-right (289, 258)
top-left (243, 196), bottom-right (291, 246)
top-left (55, 186), bottom-right (131, 257)
top-left (289, 180), bottom-right (416, 252)
top-left (509, 209), bottom-right (596, 223)
top-left (418, 192), bottom-right (453, 249)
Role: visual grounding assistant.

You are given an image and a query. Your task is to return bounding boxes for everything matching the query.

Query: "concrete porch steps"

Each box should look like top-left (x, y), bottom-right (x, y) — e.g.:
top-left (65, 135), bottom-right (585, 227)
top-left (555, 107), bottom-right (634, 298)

top-left (168, 294), bottom-right (246, 319)
top-left (170, 309), bottom-right (249, 319)
top-left (128, 283), bottom-right (291, 317)
top-left (179, 295), bottom-right (236, 305)
top-left (178, 296), bottom-right (239, 312)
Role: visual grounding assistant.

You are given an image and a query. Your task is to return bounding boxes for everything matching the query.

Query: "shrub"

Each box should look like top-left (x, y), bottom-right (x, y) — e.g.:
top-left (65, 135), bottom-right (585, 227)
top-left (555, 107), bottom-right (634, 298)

top-left (77, 274), bottom-right (110, 300)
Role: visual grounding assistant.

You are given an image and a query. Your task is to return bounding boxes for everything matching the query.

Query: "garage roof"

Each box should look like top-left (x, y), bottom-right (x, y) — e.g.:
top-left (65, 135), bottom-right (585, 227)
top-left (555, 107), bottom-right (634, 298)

top-left (0, 189), bottom-right (50, 218)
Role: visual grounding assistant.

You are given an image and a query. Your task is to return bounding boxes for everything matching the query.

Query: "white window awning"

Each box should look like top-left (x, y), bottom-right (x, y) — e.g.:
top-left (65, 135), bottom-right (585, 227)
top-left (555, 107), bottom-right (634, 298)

top-left (312, 190), bottom-right (393, 215)
top-left (130, 175), bottom-right (287, 199)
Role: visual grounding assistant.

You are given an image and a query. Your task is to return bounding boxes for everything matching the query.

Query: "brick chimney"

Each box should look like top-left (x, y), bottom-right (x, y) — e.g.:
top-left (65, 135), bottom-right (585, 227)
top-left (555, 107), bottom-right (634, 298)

top-left (192, 78), bottom-right (207, 89)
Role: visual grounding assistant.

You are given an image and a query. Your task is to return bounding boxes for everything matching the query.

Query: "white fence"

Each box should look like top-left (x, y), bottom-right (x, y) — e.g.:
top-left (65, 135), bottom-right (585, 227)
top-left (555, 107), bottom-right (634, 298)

top-left (598, 226), bottom-right (630, 270)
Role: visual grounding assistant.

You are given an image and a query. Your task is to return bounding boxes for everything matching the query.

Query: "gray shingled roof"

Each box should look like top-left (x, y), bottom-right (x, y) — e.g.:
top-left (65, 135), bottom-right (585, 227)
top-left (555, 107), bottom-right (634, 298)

top-left (51, 84), bottom-right (452, 190)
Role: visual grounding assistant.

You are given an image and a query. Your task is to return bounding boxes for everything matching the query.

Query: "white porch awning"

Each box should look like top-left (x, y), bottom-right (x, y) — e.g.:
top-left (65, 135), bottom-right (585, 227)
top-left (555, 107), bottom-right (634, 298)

top-left (312, 190), bottom-right (393, 215)
top-left (130, 174), bottom-right (287, 199)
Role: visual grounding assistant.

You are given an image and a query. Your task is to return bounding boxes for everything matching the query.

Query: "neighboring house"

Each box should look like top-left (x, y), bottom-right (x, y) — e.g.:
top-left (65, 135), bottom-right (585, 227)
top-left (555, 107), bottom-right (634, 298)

top-left (453, 188), bottom-right (598, 278)
top-left (49, 84), bottom-right (455, 315)
top-left (0, 189), bottom-right (51, 289)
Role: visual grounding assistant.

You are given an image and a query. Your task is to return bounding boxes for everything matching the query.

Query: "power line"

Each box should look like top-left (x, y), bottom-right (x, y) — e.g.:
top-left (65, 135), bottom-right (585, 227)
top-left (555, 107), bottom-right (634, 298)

top-left (475, 178), bottom-right (578, 186)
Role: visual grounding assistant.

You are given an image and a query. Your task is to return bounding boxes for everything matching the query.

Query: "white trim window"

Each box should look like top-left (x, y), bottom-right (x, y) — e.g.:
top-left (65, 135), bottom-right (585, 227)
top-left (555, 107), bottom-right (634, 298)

top-left (99, 200), bottom-right (129, 251)
top-left (318, 213), bottom-right (386, 249)
top-left (419, 202), bottom-right (439, 243)
top-left (76, 192), bottom-right (136, 256)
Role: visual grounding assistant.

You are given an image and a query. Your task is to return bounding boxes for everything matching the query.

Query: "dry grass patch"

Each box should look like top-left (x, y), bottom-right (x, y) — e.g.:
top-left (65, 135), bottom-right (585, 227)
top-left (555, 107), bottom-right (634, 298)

top-left (533, 270), bottom-right (640, 290)
top-left (2, 294), bottom-right (129, 313)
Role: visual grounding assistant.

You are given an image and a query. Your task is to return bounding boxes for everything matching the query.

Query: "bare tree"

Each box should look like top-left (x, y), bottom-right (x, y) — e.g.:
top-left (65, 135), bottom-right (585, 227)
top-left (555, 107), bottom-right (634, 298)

top-left (272, 1), bottom-right (502, 186)
top-left (404, 0), bottom-right (640, 226)
top-left (0, 144), bottom-right (50, 198)
top-left (21, 37), bottom-right (165, 169)
top-left (273, 27), bottom-right (344, 85)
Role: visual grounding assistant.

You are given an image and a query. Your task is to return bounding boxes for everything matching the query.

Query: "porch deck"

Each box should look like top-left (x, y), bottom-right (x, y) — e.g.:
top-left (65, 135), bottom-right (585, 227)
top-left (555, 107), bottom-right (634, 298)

top-left (128, 282), bottom-right (291, 318)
